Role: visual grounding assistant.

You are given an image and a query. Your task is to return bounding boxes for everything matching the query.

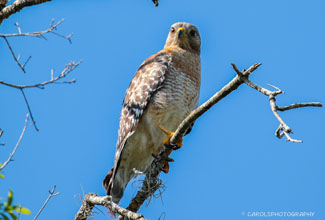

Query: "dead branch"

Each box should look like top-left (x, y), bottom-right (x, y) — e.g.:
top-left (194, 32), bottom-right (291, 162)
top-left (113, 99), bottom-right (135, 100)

top-left (74, 193), bottom-right (147, 220)
top-left (233, 64), bottom-right (322, 143)
top-left (277, 103), bottom-right (322, 111)
top-left (0, 0), bottom-right (51, 24)
top-left (2, 36), bottom-right (31, 73)
top-left (0, 19), bottom-right (71, 39)
top-left (0, 61), bottom-right (80, 89)
top-left (0, 61), bottom-right (81, 131)
top-left (0, 113), bottom-right (29, 171)
top-left (0, 19), bottom-right (72, 73)
top-left (33, 185), bottom-right (60, 220)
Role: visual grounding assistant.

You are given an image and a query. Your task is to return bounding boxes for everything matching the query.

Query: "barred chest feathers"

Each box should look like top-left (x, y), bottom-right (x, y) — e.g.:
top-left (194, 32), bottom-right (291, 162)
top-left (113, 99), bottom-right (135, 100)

top-left (150, 49), bottom-right (201, 131)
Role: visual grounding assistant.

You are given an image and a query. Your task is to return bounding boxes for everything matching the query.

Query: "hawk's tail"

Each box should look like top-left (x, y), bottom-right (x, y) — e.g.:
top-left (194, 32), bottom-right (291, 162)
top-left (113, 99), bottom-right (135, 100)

top-left (103, 167), bottom-right (114, 195)
top-left (103, 167), bottom-right (126, 204)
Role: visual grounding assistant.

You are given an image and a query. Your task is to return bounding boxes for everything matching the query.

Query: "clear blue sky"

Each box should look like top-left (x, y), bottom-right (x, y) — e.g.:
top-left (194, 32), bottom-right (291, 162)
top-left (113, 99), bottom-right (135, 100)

top-left (1, 0), bottom-right (324, 219)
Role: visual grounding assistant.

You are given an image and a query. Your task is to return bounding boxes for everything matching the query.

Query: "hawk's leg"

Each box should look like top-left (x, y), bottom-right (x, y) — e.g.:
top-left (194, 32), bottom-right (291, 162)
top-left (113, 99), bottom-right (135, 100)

top-left (157, 124), bottom-right (183, 150)
top-left (156, 124), bottom-right (183, 174)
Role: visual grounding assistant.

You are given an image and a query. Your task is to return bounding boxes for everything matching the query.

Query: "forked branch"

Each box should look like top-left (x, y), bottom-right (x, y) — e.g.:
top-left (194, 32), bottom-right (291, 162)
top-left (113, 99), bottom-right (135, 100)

top-left (0, 61), bottom-right (81, 131)
top-left (0, 19), bottom-right (72, 73)
top-left (232, 63), bottom-right (322, 143)
top-left (74, 194), bottom-right (147, 220)
top-left (33, 185), bottom-right (60, 220)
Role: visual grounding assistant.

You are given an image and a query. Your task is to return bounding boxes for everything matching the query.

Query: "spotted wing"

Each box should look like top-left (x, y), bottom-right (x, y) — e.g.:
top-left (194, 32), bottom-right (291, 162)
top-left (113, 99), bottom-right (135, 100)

top-left (111, 51), bottom-right (171, 180)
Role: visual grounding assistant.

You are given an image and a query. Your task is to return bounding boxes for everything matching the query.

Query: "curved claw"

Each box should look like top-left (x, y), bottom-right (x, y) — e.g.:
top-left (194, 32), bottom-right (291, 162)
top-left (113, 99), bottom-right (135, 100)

top-left (162, 157), bottom-right (175, 174)
top-left (164, 144), bottom-right (181, 150)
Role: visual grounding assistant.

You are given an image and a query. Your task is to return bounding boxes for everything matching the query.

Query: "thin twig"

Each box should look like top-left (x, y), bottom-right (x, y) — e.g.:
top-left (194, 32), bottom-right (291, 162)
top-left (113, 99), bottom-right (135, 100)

top-left (0, 128), bottom-right (4, 146)
top-left (20, 89), bottom-right (38, 131)
top-left (15, 22), bottom-right (22, 34)
top-left (33, 185), bottom-right (60, 220)
top-left (239, 66), bottom-right (322, 142)
top-left (277, 103), bottom-right (322, 111)
top-left (2, 36), bottom-right (27, 73)
top-left (0, 113), bottom-right (29, 171)
top-left (16, 207), bottom-right (22, 220)
top-left (74, 193), bottom-right (147, 220)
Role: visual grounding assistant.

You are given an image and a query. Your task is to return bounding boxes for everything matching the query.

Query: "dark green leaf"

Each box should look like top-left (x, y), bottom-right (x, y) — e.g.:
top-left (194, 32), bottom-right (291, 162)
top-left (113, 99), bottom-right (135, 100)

top-left (0, 213), bottom-right (10, 220)
top-left (9, 212), bottom-right (17, 220)
top-left (7, 190), bottom-right (13, 206)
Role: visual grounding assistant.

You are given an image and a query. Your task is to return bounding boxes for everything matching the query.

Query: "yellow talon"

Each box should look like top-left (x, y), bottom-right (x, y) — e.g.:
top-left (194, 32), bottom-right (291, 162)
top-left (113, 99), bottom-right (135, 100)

top-left (158, 124), bottom-right (183, 149)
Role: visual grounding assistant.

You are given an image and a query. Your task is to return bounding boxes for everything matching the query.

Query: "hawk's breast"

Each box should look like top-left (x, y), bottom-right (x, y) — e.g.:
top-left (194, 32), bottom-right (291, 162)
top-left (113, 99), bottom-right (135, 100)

top-left (120, 49), bottom-right (200, 177)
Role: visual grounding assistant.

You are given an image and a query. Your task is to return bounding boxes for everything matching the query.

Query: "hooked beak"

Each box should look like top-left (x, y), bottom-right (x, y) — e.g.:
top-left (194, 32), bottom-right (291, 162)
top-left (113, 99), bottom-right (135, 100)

top-left (177, 27), bottom-right (186, 39)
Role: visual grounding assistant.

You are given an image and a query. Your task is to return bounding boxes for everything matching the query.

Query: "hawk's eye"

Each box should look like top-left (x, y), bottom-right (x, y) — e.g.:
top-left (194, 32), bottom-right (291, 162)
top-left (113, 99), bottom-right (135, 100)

top-left (170, 27), bottom-right (175, 33)
top-left (190, 30), bottom-right (197, 37)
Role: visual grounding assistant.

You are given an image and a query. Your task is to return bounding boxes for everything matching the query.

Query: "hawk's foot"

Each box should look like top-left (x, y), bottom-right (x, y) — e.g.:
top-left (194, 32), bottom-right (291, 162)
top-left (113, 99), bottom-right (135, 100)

top-left (158, 124), bottom-right (183, 150)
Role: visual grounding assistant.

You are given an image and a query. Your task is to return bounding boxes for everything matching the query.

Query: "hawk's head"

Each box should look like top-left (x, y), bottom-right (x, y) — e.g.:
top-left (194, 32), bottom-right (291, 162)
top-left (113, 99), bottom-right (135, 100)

top-left (164, 22), bottom-right (201, 55)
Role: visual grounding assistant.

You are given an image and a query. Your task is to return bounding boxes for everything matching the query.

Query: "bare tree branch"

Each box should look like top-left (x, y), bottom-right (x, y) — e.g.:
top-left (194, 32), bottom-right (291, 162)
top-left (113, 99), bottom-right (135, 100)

top-left (2, 36), bottom-right (30, 73)
top-left (33, 185), bottom-right (60, 220)
top-left (0, 61), bottom-right (81, 131)
top-left (0, 61), bottom-right (80, 89)
top-left (0, 19), bottom-right (72, 73)
top-left (74, 193), bottom-right (147, 220)
top-left (0, 0), bottom-right (51, 24)
top-left (0, 113), bottom-right (29, 171)
top-left (236, 65), bottom-right (322, 143)
top-left (0, 19), bottom-right (72, 41)
top-left (277, 103), bottom-right (322, 111)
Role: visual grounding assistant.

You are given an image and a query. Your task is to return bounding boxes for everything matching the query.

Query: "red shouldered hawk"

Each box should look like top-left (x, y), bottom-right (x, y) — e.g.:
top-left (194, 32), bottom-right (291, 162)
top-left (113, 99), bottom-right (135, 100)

top-left (103, 22), bottom-right (201, 203)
